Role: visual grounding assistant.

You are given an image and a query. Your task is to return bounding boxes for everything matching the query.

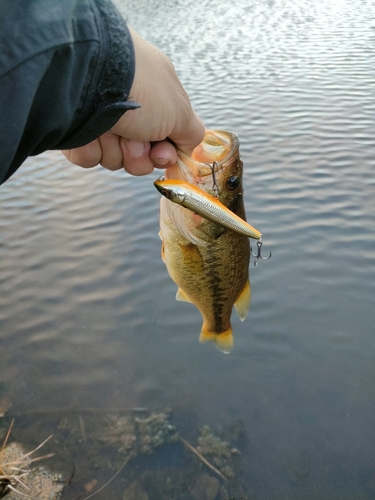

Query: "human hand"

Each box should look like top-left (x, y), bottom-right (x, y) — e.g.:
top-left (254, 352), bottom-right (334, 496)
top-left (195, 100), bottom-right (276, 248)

top-left (62, 27), bottom-right (205, 175)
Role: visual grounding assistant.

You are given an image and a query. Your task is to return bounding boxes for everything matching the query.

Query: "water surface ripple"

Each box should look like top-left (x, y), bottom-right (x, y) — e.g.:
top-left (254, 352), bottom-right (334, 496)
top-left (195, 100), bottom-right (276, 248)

top-left (1, 0), bottom-right (375, 498)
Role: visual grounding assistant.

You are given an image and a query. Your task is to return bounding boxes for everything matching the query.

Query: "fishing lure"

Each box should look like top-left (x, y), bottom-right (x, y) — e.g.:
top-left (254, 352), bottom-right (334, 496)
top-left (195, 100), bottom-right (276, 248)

top-left (154, 177), bottom-right (262, 240)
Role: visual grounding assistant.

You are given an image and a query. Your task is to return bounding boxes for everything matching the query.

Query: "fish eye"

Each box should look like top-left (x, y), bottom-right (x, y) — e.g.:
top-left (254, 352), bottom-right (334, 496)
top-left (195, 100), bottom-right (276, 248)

top-left (225, 175), bottom-right (240, 191)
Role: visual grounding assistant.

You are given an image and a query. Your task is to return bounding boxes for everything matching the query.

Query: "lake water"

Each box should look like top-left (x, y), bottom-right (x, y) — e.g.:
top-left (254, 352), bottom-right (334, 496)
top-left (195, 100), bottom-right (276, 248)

top-left (1, 0), bottom-right (375, 498)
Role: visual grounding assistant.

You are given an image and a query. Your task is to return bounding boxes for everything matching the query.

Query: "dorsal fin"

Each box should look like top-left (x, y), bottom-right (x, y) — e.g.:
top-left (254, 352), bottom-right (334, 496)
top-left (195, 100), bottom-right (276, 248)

top-left (234, 279), bottom-right (251, 321)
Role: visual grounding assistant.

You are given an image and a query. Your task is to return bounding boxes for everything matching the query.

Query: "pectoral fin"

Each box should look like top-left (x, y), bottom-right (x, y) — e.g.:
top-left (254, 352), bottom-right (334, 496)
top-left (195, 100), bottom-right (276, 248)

top-left (234, 279), bottom-right (251, 321)
top-left (161, 241), bottom-right (166, 263)
top-left (176, 288), bottom-right (192, 303)
top-left (199, 326), bottom-right (233, 354)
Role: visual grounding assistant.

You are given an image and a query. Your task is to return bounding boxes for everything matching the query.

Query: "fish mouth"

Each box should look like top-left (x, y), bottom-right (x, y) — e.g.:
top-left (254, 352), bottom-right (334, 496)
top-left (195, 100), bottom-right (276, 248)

top-left (166, 130), bottom-right (240, 186)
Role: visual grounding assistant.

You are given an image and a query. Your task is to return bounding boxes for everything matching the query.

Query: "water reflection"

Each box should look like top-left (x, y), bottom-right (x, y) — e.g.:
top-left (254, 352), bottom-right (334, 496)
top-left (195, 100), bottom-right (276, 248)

top-left (1, 0), bottom-right (375, 498)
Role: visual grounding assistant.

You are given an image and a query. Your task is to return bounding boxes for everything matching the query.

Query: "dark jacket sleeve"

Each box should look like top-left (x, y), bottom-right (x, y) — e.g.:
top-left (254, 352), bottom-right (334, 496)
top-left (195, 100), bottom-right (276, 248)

top-left (0, 0), bottom-right (139, 185)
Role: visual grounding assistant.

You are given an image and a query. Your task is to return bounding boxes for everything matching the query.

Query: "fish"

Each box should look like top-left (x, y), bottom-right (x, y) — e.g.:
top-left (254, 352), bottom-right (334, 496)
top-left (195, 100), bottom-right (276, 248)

top-left (156, 130), bottom-right (252, 354)
top-left (154, 178), bottom-right (262, 239)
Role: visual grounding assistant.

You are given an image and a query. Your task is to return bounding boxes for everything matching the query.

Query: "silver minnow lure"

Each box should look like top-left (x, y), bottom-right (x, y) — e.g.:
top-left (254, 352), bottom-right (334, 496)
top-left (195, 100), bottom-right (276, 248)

top-left (154, 177), bottom-right (262, 240)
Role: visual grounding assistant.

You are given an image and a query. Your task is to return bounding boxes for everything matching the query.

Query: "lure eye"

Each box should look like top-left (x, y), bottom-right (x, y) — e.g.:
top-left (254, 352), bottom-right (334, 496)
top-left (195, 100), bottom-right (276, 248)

top-left (160, 189), bottom-right (172, 199)
top-left (225, 175), bottom-right (240, 191)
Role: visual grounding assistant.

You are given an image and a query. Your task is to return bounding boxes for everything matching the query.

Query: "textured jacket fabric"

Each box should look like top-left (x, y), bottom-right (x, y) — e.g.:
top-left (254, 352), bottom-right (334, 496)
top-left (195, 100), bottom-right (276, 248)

top-left (0, 0), bottom-right (138, 184)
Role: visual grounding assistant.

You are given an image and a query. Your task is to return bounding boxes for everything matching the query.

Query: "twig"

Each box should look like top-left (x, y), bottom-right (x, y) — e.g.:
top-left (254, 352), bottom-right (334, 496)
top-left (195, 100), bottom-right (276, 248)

top-left (1, 419), bottom-right (14, 453)
top-left (5, 435), bottom-right (54, 465)
top-left (80, 454), bottom-right (132, 500)
top-left (179, 437), bottom-right (227, 481)
top-left (11, 408), bottom-right (148, 416)
top-left (78, 416), bottom-right (87, 444)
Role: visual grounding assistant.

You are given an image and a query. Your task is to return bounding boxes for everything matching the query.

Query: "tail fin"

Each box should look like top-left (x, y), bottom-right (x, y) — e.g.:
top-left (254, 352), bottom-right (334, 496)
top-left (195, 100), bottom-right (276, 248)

top-left (199, 326), bottom-right (233, 354)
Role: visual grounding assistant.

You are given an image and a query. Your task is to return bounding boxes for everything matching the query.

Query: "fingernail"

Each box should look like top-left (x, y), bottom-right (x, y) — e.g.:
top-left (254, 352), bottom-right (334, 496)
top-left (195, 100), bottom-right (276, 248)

top-left (154, 158), bottom-right (170, 166)
top-left (126, 140), bottom-right (145, 158)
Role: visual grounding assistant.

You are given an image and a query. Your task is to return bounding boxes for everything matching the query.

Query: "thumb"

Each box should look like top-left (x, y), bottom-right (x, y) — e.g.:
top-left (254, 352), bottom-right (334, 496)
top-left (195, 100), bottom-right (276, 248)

top-left (169, 112), bottom-right (205, 157)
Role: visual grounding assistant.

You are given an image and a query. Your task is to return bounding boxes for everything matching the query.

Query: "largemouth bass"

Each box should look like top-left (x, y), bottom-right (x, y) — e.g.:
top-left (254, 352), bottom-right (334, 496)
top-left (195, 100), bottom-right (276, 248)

top-left (157, 130), bottom-right (251, 354)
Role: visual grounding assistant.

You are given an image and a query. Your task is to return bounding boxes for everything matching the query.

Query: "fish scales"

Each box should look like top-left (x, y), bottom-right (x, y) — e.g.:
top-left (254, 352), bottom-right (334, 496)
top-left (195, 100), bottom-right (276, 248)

top-left (161, 211), bottom-right (249, 339)
top-left (201, 233), bottom-right (249, 334)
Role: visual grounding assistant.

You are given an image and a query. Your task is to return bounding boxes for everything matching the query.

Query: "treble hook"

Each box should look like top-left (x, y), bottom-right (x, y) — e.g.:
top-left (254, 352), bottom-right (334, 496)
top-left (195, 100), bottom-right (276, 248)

top-left (251, 240), bottom-right (272, 266)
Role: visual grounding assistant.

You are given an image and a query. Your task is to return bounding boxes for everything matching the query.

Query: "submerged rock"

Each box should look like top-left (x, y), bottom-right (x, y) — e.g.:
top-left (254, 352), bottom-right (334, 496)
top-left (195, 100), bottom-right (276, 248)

top-left (100, 409), bottom-right (178, 458)
top-left (196, 425), bottom-right (235, 478)
top-left (191, 473), bottom-right (220, 500)
top-left (122, 479), bottom-right (149, 500)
